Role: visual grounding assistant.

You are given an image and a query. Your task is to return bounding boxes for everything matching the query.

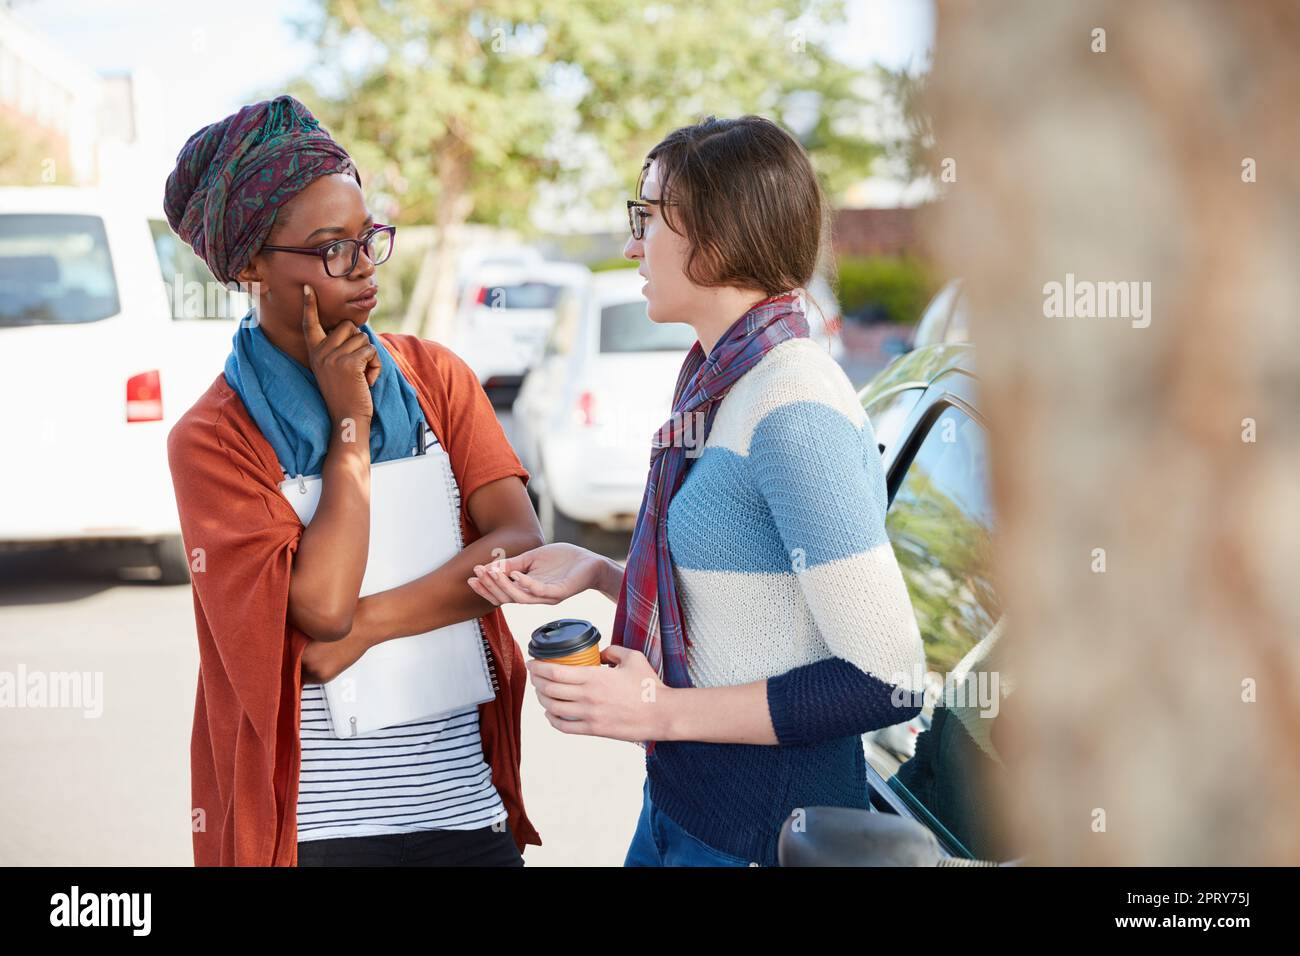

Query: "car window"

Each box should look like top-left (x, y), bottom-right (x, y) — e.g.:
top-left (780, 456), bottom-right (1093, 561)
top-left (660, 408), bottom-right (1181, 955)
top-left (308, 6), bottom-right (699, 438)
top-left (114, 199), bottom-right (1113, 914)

top-left (479, 281), bottom-right (561, 310)
top-left (912, 281), bottom-right (958, 348)
top-left (149, 219), bottom-right (246, 320)
top-left (0, 214), bottom-right (120, 326)
top-left (598, 300), bottom-right (696, 353)
top-left (945, 288), bottom-right (970, 344)
top-left (863, 388), bottom-right (923, 456)
top-left (871, 403), bottom-right (1011, 860)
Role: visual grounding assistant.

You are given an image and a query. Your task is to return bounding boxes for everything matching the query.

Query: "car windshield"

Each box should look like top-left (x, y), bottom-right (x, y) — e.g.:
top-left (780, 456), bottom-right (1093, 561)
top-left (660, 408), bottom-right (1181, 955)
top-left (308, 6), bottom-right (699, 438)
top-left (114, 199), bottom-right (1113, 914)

top-left (0, 214), bottom-right (121, 327)
top-left (599, 300), bottom-right (696, 353)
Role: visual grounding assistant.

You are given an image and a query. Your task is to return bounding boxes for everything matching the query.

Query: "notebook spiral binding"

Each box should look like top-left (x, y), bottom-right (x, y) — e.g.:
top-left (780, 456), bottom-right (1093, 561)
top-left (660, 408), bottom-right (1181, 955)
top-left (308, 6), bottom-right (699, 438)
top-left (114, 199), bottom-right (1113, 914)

top-left (423, 423), bottom-right (501, 697)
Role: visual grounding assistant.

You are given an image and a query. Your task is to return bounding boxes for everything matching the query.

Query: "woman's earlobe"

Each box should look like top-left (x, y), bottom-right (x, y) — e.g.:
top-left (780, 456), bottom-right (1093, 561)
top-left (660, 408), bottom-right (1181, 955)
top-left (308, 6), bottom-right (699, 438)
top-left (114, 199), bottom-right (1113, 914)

top-left (234, 266), bottom-right (267, 303)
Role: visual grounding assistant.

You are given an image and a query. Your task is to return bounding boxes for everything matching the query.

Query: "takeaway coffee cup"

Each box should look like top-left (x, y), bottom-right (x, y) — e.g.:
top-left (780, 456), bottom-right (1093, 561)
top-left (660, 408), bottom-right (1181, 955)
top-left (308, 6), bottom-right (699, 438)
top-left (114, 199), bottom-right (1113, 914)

top-left (528, 619), bottom-right (602, 667)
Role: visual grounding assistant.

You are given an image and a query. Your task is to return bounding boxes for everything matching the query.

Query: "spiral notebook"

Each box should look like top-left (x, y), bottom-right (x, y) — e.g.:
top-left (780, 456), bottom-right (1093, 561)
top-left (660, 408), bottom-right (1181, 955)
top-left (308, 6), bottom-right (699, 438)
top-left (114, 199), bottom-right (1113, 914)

top-left (279, 423), bottom-right (498, 738)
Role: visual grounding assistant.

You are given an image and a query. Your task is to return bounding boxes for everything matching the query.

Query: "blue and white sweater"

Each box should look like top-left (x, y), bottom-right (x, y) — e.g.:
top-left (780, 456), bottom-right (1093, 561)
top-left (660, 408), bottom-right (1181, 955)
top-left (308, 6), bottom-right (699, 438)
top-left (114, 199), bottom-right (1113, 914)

top-left (652, 336), bottom-right (927, 866)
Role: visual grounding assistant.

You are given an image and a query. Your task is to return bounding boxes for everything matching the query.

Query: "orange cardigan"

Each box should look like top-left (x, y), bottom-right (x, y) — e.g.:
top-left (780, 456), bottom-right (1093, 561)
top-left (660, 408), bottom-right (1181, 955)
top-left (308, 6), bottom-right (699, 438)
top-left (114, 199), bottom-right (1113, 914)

top-left (167, 332), bottom-right (542, 865)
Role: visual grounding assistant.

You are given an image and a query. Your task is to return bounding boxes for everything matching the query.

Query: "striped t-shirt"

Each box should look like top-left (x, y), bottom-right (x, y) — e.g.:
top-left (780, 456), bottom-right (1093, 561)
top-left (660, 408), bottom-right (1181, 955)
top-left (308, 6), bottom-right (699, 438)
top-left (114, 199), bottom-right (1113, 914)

top-left (295, 428), bottom-right (507, 843)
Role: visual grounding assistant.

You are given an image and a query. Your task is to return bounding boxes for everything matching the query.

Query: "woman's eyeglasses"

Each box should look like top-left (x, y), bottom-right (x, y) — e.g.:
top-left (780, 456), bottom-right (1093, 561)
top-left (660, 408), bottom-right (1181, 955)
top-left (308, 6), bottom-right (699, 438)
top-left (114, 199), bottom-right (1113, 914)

top-left (626, 199), bottom-right (675, 241)
top-left (261, 224), bottom-right (396, 277)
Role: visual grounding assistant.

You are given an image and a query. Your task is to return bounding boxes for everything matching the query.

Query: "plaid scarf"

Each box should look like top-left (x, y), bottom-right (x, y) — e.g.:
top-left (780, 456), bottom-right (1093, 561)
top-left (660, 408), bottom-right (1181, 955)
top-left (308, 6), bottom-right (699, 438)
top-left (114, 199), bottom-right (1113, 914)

top-left (612, 290), bottom-right (810, 752)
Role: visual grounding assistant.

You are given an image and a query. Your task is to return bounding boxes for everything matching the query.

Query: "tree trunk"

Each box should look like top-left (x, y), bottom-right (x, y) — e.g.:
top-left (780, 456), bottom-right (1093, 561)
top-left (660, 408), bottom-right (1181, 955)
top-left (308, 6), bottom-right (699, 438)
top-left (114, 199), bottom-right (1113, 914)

top-left (417, 134), bottom-right (474, 345)
top-left (400, 239), bottom-right (438, 336)
top-left (924, 0), bottom-right (1300, 864)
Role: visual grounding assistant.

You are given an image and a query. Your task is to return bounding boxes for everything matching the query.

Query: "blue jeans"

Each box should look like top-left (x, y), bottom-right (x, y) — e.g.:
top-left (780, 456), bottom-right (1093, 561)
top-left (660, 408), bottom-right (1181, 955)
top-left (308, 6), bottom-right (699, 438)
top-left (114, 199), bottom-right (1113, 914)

top-left (623, 778), bottom-right (758, 867)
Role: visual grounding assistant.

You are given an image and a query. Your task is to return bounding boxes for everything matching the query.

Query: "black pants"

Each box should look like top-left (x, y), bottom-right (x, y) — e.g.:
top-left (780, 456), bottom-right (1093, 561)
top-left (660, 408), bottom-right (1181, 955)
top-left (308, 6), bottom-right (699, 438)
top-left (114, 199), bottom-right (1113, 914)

top-left (297, 822), bottom-right (524, 867)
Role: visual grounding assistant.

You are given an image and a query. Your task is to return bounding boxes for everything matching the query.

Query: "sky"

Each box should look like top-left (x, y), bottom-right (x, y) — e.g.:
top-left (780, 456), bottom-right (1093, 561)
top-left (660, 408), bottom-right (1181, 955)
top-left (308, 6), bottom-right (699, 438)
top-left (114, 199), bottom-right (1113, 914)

top-left (13, 0), bottom-right (935, 161)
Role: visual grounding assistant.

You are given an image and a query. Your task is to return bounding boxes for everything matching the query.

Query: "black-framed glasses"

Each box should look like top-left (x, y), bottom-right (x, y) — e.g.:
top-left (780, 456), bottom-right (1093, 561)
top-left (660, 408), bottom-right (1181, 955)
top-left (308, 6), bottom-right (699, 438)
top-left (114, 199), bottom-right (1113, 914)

top-left (261, 223), bottom-right (396, 277)
top-left (626, 199), bottom-right (675, 241)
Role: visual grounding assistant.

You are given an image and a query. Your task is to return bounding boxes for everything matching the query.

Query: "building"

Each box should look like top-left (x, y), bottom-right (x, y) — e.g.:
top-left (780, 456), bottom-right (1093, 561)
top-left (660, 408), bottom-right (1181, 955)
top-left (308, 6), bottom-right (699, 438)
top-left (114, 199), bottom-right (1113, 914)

top-left (0, 5), bottom-right (162, 198)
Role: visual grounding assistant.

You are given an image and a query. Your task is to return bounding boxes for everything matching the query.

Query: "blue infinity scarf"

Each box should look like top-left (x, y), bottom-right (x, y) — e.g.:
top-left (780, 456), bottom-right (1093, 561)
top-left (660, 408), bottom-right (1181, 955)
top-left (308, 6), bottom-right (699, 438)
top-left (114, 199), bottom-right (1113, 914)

top-left (223, 311), bottom-right (427, 479)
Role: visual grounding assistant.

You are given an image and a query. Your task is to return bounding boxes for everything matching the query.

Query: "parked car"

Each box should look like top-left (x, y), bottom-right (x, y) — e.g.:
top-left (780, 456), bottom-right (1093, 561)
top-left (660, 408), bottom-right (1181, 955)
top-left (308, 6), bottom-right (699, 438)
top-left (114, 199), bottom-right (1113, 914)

top-left (450, 256), bottom-right (590, 400)
top-left (0, 187), bottom-right (241, 583)
top-left (454, 242), bottom-right (543, 293)
top-left (911, 277), bottom-right (970, 349)
top-left (512, 268), bottom-right (696, 542)
top-left (781, 342), bottom-right (1018, 864)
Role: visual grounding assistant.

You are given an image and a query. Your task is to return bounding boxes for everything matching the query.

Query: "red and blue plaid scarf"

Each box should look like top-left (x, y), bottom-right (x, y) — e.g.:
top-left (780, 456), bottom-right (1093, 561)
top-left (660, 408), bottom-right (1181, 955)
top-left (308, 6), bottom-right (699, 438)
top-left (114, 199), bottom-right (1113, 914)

top-left (612, 290), bottom-right (810, 751)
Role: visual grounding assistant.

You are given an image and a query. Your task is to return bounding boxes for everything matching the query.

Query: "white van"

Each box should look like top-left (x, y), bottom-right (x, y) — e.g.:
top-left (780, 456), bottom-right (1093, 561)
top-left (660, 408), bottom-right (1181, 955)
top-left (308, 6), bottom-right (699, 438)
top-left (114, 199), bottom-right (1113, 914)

top-left (0, 187), bottom-right (242, 583)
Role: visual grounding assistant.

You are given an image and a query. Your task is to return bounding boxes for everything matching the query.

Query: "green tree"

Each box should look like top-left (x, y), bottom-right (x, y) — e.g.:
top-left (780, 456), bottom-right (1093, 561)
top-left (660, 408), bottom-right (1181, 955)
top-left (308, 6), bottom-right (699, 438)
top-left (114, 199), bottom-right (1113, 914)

top-left (284, 0), bottom-right (881, 340)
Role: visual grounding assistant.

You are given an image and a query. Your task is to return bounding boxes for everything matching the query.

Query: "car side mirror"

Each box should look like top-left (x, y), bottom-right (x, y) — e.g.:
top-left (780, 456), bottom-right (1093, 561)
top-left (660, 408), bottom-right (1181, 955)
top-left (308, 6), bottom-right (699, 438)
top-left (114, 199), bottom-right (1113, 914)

top-left (778, 807), bottom-right (944, 866)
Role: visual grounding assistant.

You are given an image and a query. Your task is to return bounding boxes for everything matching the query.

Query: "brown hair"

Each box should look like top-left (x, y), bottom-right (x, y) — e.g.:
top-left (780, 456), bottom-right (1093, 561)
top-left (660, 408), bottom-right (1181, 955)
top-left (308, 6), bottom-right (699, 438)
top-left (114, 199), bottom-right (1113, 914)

top-left (639, 115), bottom-right (829, 296)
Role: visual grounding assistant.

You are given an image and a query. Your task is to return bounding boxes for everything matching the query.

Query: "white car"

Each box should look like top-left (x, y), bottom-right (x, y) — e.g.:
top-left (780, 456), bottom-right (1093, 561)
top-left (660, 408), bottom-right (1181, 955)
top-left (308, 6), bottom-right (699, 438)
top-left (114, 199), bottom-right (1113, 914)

top-left (512, 269), bottom-right (697, 541)
top-left (0, 187), bottom-right (243, 583)
top-left (450, 257), bottom-right (590, 396)
top-left (454, 243), bottom-right (543, 292)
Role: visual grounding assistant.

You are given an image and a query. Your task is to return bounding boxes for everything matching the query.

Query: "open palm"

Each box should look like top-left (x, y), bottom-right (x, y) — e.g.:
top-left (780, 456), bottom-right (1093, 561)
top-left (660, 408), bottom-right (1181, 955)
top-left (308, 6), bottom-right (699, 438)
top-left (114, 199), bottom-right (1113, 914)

top-left (468, 542), bottom-right (606, 606)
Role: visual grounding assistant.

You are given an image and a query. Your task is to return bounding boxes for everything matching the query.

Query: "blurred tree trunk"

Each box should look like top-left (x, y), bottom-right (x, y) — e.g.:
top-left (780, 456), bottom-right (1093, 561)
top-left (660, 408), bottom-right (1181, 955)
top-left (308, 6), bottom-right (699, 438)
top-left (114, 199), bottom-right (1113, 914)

top-left (403, 135), bottom-right (474, 344)
top-left (925, 0), bottom-right (1300, 864)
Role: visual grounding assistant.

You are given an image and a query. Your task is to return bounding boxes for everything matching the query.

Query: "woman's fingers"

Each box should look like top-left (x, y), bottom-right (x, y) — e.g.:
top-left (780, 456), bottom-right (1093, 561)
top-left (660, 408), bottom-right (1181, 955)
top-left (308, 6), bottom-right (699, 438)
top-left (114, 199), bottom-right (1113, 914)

top-left (485, 552), bottom-right (533, 576)
top-left (332, 333), bottom-right (374, 359)
top-left (467, 567), bottom-right (506, 606)
top-left (466, 577), bottom-right (500, 606)
top-left (301, 285), bottom-right (326, 350)
top-left (535, 687), bottom-right (581, 720)
top-left (531, 671), bottom-right (581, 702)
top-left (469, 570), bottom-right (512, 605)
top-left (543, 709), bottom-right (588, 734)
top-left (323, 335), bottom-right (376, 381)
top-left (364, 350), bottom-right (382, 386)
top-left (304, 294), bottom-right (363, 367)
top-left (468, 563), bottom-right (535, 605)
top-left (487, 567), bottom-right (550, 604)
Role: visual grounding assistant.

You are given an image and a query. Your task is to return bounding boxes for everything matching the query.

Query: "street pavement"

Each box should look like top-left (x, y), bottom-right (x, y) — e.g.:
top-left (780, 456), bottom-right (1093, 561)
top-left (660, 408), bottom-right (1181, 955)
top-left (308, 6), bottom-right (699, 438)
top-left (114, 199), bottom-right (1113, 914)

top-left (0, 405), bottom-right (644, 866)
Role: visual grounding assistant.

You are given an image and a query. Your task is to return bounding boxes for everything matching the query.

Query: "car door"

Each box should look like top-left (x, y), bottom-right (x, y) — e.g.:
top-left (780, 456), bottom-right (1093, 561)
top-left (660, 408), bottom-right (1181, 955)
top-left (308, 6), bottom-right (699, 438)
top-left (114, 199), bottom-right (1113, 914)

top-left (863, 368), bottom-right (1015, 862)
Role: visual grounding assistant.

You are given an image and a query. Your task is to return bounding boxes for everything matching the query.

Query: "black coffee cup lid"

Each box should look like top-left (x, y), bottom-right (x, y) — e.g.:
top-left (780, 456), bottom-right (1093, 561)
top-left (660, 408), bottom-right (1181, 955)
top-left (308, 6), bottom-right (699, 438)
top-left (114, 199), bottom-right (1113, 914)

top-left (529, 619), bottom-right (601, 659)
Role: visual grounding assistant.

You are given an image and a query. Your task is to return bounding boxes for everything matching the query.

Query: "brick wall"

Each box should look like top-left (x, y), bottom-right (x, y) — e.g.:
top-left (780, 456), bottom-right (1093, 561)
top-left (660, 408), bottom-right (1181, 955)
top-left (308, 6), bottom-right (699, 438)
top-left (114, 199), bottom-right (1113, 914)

top-left (830, 206), bottom-right (929, 259)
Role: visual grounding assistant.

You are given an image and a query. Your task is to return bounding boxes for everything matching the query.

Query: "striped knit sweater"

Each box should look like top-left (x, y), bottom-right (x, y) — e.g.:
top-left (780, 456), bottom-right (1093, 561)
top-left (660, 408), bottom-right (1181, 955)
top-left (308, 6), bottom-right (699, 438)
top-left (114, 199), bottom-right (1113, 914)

top-left (651, 336), bottom-right (927, 866)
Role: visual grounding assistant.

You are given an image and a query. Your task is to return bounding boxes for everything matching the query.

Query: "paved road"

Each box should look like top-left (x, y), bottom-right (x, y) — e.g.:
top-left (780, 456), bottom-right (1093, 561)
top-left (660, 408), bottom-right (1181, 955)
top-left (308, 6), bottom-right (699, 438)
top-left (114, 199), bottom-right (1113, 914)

top-left (0, 406), bottom-right (643, 866)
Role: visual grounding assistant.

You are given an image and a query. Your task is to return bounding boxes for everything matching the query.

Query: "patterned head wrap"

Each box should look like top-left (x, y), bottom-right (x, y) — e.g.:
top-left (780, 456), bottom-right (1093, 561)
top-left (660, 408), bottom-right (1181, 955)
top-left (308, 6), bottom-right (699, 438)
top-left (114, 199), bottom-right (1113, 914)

top-left (163, 94), bottom-right (359, 285)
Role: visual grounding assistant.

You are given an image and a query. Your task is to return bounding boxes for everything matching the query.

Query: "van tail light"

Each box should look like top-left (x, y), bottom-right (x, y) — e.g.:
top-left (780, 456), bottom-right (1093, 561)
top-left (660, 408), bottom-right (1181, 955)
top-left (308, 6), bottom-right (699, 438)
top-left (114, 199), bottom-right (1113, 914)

top-left (574, 390), bottom-right (597, 427)
top-left (126, 370), bottom-right (163, 422)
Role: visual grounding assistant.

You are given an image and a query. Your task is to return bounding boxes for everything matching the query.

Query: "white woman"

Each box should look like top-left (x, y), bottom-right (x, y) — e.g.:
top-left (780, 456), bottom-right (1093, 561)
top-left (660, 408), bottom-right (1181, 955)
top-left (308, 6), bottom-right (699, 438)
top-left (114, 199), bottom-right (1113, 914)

top-left (469, 115), bottom-right (926, 867)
